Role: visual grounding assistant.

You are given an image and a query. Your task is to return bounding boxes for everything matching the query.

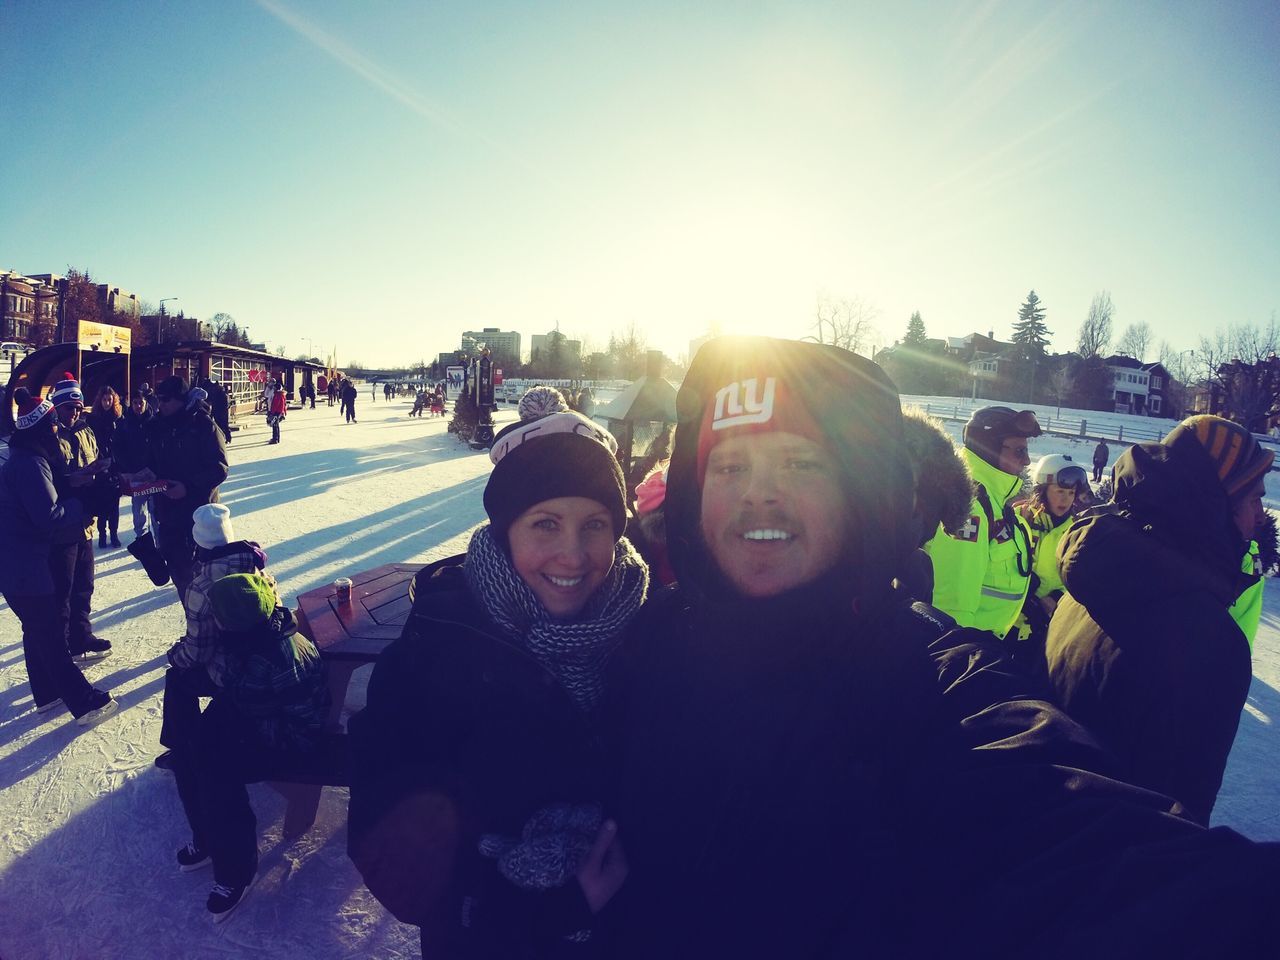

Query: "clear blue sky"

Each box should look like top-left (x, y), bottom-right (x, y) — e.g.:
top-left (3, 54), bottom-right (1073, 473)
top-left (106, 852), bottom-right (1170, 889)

top-left (2, 0), bottom-right (1277, 367)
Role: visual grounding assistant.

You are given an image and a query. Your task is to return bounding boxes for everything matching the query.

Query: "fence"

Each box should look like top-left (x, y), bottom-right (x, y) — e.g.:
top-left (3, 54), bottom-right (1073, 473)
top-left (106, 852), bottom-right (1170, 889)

top-left (900, 398), bottom-right (1168, 444)
top-left (899, 395), bottom-right (1280, 462)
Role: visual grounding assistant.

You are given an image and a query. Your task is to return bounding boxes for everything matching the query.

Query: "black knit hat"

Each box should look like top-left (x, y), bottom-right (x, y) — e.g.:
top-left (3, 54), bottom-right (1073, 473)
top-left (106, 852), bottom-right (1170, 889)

top-left (155, 375), bottom-right (187, 400)
top-left (484, 411), bottom-right (627, 549)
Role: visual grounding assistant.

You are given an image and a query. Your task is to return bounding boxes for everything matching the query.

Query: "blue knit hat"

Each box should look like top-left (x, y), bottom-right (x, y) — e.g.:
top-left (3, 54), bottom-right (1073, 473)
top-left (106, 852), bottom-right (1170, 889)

top-left (49, 372), bottom-right (83, 407)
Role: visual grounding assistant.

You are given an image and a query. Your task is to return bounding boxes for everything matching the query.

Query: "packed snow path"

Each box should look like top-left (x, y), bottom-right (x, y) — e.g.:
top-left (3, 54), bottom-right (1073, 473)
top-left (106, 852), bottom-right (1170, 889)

top-left (2, 395), bottom-right (1279, 957)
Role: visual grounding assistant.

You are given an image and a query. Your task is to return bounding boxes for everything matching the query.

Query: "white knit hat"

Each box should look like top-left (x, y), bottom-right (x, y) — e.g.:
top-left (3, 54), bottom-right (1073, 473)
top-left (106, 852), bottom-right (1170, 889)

top-left (192, 503), bottom-right (235, 549)
top-left (517, 385), bottom-right (570, 421)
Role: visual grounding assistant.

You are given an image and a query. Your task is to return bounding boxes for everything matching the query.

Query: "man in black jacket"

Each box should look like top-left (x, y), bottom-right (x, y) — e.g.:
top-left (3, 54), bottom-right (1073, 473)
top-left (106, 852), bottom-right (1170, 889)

top-left (200, 376), bottom-right (232, 444)
top-left (609, 336), bottom-right (1280, 959)
top-left (1092, 438), bottom-right (1110, 483)
top-left (147, 376), bottom-right (229, 606)
top-left (1047, 415), bottom-right (1272, 825)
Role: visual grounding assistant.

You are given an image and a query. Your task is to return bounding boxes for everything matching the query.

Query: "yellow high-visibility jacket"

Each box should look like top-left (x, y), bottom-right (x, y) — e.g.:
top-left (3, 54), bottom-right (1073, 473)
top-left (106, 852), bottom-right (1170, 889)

top-left (925, 448), bottom-right (1032, 639)
top-left (1011, 506), bottom-right (1075, 641)
top-left (1229, 540), bottom-right (1263, 650)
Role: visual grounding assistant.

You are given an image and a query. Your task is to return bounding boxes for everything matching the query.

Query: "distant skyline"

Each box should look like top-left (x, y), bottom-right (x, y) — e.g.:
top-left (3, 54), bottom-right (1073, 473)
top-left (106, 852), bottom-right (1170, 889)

top-left (3, 1), bottom-right (1277, 367)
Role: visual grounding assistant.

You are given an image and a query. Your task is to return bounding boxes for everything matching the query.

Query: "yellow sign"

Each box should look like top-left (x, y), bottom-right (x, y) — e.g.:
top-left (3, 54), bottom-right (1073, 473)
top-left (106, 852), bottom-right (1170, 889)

top-left (77, 319), bottom-right (132, 354)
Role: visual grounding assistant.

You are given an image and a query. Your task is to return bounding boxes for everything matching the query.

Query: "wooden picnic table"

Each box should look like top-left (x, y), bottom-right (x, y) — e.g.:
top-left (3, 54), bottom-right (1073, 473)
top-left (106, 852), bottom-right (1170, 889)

top-left (278, 562), bottom-right (419, 836)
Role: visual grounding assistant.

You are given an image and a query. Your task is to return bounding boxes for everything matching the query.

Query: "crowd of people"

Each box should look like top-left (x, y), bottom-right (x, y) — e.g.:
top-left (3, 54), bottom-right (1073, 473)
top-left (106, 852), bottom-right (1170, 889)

top-left (345, 338), bottom-right (1280, 958)
top-left (1, 371), bottom-right (229, 729)
top-left (5, 336), bottom-right (1280, 950)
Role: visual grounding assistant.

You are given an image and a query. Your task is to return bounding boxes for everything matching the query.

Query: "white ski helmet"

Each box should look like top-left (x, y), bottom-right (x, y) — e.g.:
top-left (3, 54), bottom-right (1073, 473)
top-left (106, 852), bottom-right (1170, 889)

top-left (1033, 454), bottom-right (1089, 488)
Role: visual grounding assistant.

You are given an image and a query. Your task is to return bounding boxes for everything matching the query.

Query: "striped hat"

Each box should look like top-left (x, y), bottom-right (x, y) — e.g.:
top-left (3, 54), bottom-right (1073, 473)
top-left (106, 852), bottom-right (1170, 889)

top-left (1164, 415), bottom-right (1274, 498)
top-left (13, 388), bottom-right (54, 430)
top-left (49, 372), bottom-right (83, 407)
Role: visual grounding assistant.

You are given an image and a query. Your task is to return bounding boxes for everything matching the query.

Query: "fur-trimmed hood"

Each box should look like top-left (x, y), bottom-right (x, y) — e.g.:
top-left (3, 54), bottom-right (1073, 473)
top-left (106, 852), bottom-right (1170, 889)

top-left (900, 408), bottom-right (973, 544)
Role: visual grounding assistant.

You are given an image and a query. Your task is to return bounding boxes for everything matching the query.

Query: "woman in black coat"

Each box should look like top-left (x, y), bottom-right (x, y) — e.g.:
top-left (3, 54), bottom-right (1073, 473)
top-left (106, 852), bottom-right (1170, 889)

top-left (348, 396), bottom-right (648, 959)
top-left (87, 385), bottom-right (123, 547)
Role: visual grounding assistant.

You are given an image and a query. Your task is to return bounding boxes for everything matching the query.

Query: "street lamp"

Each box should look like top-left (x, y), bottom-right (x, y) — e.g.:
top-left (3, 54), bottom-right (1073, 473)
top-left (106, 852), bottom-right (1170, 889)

top-left (157, 297), bottom-right (178, 344)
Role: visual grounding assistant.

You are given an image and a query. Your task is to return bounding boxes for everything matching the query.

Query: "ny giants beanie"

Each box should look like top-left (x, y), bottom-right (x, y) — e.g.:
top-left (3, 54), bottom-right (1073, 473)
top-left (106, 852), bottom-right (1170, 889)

top-left (1163, 415), bottom-right (1274, 499)
top-left (694, 375), bottom-right (824, 485)
top-left (484, 410), bottom-right (626, 549)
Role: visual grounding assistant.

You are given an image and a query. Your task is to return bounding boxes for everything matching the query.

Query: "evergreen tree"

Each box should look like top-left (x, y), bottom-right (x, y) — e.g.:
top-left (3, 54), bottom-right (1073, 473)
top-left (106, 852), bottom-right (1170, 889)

top-left (903, 311), bottom-right (927, 346)
top-left (1011, 290), bottom-right (1051, 353)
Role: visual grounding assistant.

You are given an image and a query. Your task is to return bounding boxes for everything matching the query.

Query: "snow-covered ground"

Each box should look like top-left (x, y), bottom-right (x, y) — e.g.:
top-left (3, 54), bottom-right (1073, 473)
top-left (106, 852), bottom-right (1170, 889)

top-left (2, 391), bottom-right (1279, 958)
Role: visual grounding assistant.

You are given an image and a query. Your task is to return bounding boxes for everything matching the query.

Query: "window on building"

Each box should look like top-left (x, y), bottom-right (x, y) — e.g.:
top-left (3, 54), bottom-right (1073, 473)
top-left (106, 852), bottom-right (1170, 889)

top-left (1151, 396), bottom-right (1162, 413)
top-left (1151, 375), bottom-right (1163, 389)
top-left (211, 356), bottom-right (271, 407)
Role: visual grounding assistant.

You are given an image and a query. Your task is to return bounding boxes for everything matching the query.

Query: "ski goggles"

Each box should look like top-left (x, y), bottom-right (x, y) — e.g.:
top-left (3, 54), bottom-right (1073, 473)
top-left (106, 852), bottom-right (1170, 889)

top-left (1049, 464), bottom-right (1090, 489)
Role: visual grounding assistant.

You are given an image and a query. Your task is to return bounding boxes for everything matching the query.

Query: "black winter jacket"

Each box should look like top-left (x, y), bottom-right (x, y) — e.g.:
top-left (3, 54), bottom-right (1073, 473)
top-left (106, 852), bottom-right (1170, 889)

top-left (610, 335), bottom-right (1280, 959)
top-left (1045, 434), bottom-right (1257, 825)
top-left (348, 557), bottom-right (602, 959)
top-left (0, 434), bottom-right (87, 596)
top-left (113, 405), bottom-right (154, 475)
top-left (146, 405), bottom-right (228, 542)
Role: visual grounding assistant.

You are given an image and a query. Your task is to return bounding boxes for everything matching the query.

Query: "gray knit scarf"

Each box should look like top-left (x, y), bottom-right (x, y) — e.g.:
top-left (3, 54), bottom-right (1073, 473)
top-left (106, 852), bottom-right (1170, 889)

top-left (463, 523), bottom-right (649, 712)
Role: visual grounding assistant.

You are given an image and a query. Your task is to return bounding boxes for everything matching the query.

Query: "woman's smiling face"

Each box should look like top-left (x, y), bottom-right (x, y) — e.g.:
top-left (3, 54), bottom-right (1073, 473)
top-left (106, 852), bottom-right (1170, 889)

top-left (507, 496), bottom-right (617, 618)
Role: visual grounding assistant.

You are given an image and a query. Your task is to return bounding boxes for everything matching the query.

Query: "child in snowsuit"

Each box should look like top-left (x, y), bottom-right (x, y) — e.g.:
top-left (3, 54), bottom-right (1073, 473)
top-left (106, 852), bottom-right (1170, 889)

top-left (158, 504), bottom-right (272, 764)
top-left (171, 572), bottom-right (328, 921)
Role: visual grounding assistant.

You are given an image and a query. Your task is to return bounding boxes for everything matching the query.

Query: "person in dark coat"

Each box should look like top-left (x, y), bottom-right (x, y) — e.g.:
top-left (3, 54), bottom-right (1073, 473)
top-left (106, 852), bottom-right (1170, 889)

top-left (340, 378), bottom-right (358, 423)
top-left (348, 403), bottom-right (647, 959)
top-left (87, 385), bottom-right (123, 548)
top-left (200, 376), bottom-right (232, 444)
top-left (1092, 438), bottom-right (1110, 483)
top-left (114, 389), bottom-right (156, 542)
top-left (49, 374), bottom-right (112, 662)
top-left (145, 375), bottom-right (229, 607)
top-left (169, 572), bottom-right (327, 922)
top-left (608, 336), bottom-right (1280, 959)
top-left (0, 389), bottom-right (118, 725)
top-left (1046, 415), bottom-right (1272, 825)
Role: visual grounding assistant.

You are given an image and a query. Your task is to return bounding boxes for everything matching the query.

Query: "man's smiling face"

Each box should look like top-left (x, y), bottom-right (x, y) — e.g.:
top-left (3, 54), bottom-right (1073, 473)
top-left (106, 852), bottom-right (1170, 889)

top-left (700, 430), bottom-right (847, 598)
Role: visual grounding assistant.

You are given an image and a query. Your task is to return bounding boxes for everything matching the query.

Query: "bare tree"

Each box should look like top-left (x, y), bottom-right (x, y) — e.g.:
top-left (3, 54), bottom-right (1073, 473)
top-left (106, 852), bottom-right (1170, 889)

top-left (1196, 315), bottom-right (1280, 431)
top-left (1115, 321), bottom-right (1153, 361)
top-left (1048, 365), bottom-right (1073, 415)
top-left (1157, 341), bottom-right (1196, 418)
top-left (813, 295), bottom-right (880, 355)
top-left (1077, 291), bottom-right (1114, 358)
top-left (608, 321), bottom-right (647, 380)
